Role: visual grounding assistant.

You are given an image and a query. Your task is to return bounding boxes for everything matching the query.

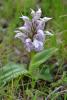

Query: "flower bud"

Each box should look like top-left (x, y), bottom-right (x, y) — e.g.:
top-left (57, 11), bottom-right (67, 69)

top-left (30, 8), bottom-right (35, 17)
top-left (20, 15), bottom-right (30, 22)
top-left (45, 31), bottom-right (53, 36)
top-left (33, 8), bottom-right (42, 20)
top-left (40, 17), bottom-right (52, 22)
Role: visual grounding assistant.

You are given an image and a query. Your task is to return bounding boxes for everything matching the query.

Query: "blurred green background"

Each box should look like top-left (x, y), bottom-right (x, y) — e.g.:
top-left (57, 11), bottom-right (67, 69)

top-left (0, 0), bottom-right (67, 66)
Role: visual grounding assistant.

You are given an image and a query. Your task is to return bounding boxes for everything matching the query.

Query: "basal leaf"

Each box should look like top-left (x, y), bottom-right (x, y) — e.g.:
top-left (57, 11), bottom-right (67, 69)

top-left (0, 63), bottom-right (28, 87)
top-left (29, 48), bottom-right (58, 72)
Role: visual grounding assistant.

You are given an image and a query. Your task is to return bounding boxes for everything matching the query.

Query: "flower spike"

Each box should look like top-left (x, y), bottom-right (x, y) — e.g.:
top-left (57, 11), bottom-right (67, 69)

top-left (15, 8), bottom-right (52, 52)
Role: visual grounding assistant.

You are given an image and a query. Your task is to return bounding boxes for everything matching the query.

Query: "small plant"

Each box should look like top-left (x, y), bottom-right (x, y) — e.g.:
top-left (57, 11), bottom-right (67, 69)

top-left (0, 8), bottom-right (58, 99)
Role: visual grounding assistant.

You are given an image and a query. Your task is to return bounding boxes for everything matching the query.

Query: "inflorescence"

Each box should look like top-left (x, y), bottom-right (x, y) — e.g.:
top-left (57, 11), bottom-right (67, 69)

top-left (15, 8), bottom-right (53, 52)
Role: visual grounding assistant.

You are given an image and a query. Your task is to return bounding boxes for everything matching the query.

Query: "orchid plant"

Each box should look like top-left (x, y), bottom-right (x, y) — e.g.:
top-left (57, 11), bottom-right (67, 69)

top-left (0, 8), bottom-right (57, 99)
top-left (14, 8), bottom-right (57, 85)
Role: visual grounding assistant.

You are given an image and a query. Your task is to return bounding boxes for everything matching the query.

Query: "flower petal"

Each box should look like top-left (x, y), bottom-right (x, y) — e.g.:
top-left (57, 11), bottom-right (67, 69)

top-left (24, 21), bottom-right (32, 31)
top-left (19, 22), bottom-right (32, 34)
top-left (24, 38), bottom-right (33, 52)
top-left (40, 17), bottom-right (52, 22)
top-left (19, 26), bottom-right (28, 32)
top-left (33, 39), bottom-right (43, 52)
top-left (36, 20), bottom-right (45, 30)
top-left (15, 31), bottom-right (27, 42)
top-left (34, 30), bottom-right (45, 42)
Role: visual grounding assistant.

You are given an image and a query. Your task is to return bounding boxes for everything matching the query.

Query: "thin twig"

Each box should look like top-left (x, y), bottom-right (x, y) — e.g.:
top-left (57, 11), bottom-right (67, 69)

top-left (50, 89), bottom-right (67, 100)
top-left (45, 86), bottom-right (63, 100)
top-left (57, 89), bottom-right (67, 94)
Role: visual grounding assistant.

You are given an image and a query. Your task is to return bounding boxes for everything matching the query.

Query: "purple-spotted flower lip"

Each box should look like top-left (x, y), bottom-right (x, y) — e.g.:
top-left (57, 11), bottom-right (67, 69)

top-left (33, 39), bottom-right (43, 52)
top-left (15, 8), bottom-right (53, 52)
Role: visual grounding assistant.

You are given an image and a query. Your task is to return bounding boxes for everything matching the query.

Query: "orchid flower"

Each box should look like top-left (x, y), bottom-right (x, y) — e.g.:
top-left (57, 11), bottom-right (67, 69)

top-left (15, 8), bottom-right (52, 52)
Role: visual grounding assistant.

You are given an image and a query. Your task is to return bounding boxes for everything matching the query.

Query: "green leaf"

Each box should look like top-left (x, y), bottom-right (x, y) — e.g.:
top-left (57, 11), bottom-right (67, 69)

top-left (29, 48), bottom-right (58, 72)
top-left (38, 67), bottom-right (52, 81)
top-left (0, 63), bottom-right (28, 87)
